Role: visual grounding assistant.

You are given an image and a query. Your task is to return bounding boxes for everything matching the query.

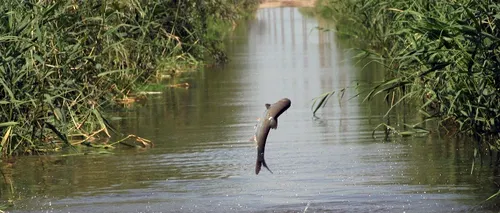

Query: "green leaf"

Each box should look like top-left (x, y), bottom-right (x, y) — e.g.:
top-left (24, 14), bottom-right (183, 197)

top-left (97, 69), bottom-right (130, 77)
top-left (0, 122), bottom-right (18, 128)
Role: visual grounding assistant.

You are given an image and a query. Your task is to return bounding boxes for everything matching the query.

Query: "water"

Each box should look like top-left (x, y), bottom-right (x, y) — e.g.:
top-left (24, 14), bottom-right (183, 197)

top-left (1, 7), bottom-right (499, 213)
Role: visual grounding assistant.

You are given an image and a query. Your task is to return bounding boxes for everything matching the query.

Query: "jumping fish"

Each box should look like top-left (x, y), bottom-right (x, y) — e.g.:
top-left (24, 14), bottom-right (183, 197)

top-left (253, 98), bottom-right (291, 174)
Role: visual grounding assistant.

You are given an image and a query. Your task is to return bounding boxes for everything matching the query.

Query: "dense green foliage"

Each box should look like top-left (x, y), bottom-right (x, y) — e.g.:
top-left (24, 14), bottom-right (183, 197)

top-left (0, 0), bottom-right (259, 156)
top-left (316, 0), bottom-right (500, 147)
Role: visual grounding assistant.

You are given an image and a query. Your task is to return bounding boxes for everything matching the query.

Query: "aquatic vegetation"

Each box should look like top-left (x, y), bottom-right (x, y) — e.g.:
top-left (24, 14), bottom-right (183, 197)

top-left (0, 0), bottom-right (259, 157)
top-left (314, 0), bottom-right (500, 149)
top-left (311, 91), bottom-right (335, 118)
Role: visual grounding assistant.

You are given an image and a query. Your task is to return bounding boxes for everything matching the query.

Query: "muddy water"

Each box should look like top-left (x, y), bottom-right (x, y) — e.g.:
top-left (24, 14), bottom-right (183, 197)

top-left (1, 7), bottom-right (499, 213)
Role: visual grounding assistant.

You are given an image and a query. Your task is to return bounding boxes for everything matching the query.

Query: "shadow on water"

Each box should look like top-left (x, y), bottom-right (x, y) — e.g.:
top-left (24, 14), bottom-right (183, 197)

top-left (1, 7), bottom-right (500, 213)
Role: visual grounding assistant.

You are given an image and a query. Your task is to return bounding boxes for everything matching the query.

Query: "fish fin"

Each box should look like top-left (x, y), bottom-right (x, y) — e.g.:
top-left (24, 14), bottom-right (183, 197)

top-left (253, 135), bottom-right (259, 144)
top-left (256, 156), bottom-right (273, 175)
top-left (262, 159), bottom-right (273, 174)
top-left (265, 103), bottom-right (271, 109)
top-left (255, 159), bottom-right (261, 174)
top-left (269, 117), bottom-right (277, 129)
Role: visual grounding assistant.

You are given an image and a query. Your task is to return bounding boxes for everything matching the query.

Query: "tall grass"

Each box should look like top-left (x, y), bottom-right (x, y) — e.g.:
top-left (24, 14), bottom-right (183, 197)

top-left (315, 0), bottom-right (500, 147)
top-left (0, 0), bottom-right (259, 157)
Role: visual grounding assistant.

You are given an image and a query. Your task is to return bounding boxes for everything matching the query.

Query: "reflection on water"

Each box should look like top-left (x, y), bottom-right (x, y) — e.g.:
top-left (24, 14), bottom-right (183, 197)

top-left (1, 7), bottom-right (499, 213)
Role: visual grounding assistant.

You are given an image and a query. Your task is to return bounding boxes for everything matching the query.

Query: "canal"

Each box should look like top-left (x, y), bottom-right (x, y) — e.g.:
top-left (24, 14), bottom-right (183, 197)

top-left (1, 7), bottom-right (498, 213)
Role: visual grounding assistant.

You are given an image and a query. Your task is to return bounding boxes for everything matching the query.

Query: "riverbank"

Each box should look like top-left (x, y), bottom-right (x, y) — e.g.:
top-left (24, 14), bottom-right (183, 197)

top-left (0, 0), bottom-right (259, 157)
top-left (314, 0), bottom-right (500, 149)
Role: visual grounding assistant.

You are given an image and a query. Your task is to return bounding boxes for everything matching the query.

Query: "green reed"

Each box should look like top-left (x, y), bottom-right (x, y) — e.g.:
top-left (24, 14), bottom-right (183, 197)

top-left (315, 0), bottom-right (500, 147)
top-left (0, 0), bottom-right (259, 156)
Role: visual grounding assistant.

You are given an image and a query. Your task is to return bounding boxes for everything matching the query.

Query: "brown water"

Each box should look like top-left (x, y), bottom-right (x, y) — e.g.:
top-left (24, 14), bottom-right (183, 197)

top-left (1, 7), bottom-right (499, 213)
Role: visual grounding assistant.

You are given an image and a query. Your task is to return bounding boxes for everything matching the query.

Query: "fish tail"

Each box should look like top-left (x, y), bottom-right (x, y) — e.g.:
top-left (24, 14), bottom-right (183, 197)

top-left (262, 158), bottom-right (273, 173)
top-left (255, 159), bottom-right (261, 174)
top-left (255, 155), bottom-right (273, 175)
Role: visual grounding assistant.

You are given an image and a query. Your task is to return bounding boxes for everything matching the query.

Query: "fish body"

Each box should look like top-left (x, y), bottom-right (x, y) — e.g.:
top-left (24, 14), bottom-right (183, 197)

top-left (254, 98), bottom-right (291, 174)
